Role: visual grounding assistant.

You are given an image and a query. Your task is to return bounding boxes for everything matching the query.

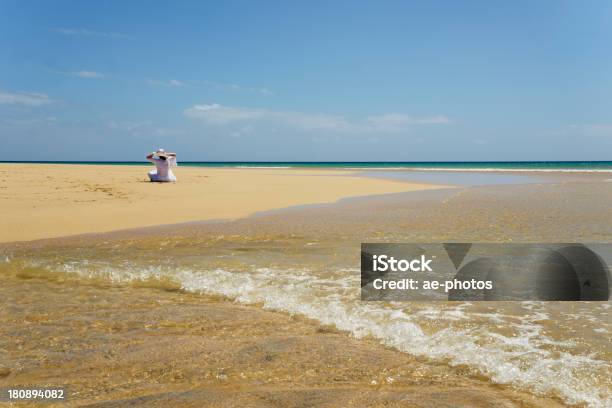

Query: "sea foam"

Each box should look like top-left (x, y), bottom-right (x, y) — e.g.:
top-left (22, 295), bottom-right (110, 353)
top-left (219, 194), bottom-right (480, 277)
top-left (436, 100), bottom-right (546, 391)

top-left (31, 260), bottom-right (612, 408)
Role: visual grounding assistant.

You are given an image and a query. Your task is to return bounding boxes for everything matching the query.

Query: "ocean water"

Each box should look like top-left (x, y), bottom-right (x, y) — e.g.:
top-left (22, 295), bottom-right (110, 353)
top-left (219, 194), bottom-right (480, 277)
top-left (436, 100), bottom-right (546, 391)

top-left (2, 181), bottom-right (611, 407)
top-left (2, 233), bottom-right (610, 407)
top-left (4, 160), bottom-right (612, 172)
top-left (1, 169), bottom-right (611, 406)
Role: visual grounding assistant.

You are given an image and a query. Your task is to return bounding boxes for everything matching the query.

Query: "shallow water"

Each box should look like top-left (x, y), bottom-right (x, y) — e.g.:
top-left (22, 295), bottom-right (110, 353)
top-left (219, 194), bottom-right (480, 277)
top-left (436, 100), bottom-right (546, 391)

top-left (1, 181), bottom-right (611, 407)
top-left (359, 170), bottom-right (553, 186)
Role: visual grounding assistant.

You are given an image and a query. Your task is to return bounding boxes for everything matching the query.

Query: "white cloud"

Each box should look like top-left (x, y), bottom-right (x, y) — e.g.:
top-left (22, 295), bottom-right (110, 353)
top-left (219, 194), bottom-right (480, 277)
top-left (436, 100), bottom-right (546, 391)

top-left (184, 103), bottom-right (353, 131)
top-left (257, 88), bottom-right (274, 96)
top-left (52, 27), bottom-right (126, 39)
top-left (366, 113), bottom-right (450, 128)
top-left (73, 70), bottom-right (104, 78)
top-left (146, 79), bottom-right (184, 87)
top-left (0, 91), bottom-right (56, 107)
top-left (185, 104), bottom-right (271, 124)
top-left (145, 79), bottom-right (272, 95)
top-left (184, 103), bottom-right (450, 133)
top-left (50, 69), bottom-right (106, 79)
top-left (191, 80), bottom-right (273, 95)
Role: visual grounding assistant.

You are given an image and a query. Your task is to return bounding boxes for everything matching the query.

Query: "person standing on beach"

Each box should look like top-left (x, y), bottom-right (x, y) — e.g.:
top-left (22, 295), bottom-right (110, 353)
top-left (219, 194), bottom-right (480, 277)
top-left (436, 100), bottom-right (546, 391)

top-left (146, 148), bottom-right (177, 182)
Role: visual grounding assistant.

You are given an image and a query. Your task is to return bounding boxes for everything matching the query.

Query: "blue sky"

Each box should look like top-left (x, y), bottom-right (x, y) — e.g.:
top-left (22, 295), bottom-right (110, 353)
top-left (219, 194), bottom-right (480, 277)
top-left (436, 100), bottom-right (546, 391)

top-left (1, 0), bottom-right (611, 161)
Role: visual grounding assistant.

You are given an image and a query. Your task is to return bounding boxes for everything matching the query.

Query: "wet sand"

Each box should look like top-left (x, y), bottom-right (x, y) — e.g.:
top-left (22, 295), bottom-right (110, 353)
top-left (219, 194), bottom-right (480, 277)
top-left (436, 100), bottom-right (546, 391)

top-left (1, 175), bottom-right (610, 407)
top-left (0, 275), bottom-right (565, 408)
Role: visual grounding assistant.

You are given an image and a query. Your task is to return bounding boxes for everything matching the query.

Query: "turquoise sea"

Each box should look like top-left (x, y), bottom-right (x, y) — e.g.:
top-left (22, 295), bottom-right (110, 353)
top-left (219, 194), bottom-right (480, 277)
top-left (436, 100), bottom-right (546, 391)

top-left (3, 161), bottom-right (612, 171)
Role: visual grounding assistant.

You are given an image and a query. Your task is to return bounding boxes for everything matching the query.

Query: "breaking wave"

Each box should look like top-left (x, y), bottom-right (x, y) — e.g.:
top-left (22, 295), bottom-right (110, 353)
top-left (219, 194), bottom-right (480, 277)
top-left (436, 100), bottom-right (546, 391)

top-left (14, 259), bottom-right (610, 408)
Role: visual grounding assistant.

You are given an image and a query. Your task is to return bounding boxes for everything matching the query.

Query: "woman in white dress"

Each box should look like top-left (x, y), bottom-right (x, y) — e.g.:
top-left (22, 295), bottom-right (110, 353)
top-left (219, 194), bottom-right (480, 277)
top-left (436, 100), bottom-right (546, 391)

top-left (146, 148), bottom-right (177, 182)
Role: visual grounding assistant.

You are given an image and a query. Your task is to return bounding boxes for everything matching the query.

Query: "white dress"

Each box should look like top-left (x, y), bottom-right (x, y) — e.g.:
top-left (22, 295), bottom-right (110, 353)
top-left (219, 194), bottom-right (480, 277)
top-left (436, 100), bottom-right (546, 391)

top-left (147, 156), bottom-right (177, 182)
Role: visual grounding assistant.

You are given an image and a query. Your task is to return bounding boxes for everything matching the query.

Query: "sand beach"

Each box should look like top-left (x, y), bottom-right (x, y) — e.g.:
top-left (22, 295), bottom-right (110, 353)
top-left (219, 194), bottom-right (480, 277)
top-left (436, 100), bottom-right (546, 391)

top-left (0, 164), bottom-right (442, 242)
top-left (0, 163), bottom-right (610, 407)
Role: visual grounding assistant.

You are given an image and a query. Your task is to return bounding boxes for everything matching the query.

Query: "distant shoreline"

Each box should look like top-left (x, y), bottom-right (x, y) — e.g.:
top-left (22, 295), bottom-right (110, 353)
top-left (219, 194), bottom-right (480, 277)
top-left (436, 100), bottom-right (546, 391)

top-left (2, 160), bottom-right (612, 172)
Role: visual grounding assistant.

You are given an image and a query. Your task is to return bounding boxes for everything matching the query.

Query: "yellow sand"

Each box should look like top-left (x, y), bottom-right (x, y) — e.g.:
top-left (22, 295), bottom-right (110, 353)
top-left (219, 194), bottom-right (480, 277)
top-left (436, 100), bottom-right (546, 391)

top-left (0, 164), bottom-right (444, 242)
